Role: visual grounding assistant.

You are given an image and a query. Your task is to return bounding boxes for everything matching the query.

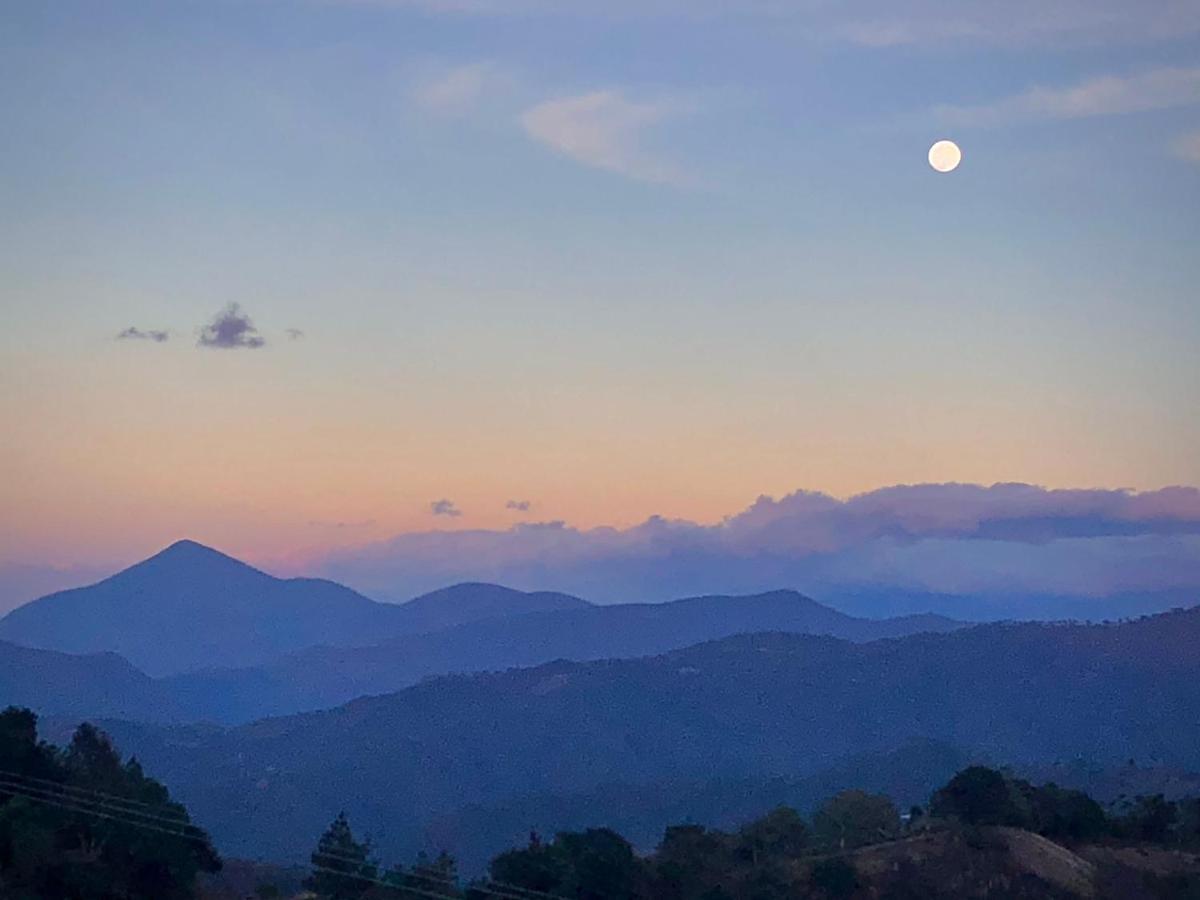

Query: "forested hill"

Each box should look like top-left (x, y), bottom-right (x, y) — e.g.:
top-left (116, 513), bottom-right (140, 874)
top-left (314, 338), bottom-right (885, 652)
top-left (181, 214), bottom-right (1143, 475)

top-left (85, 606), bottom-right (1200, 865)
top-left (161, 589), bottom-right (963, 722)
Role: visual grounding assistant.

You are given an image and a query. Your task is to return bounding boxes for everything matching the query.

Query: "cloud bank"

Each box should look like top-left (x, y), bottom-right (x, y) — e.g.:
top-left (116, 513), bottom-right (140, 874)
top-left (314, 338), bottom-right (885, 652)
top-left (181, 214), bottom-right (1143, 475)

top-left (317, 484), bottom-right (1200, 614)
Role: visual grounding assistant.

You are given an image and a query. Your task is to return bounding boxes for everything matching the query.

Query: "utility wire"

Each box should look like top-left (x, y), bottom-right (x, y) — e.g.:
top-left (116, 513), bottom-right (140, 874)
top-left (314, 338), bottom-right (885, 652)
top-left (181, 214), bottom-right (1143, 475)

top-left (0, 774), bottom-right (200, 832)
top-left (0, 768), bottom-right (192, 817)
top-left (0, 783), bottom-right (212, 845)
top-left (309, 863), bottom-right (462, 900)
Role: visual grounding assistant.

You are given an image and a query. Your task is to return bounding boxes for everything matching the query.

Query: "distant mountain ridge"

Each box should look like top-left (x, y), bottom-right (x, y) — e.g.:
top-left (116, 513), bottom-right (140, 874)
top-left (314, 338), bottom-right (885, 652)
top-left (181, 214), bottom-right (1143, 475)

top-left (156, 589), bottom-right (962, 722)
top-left (0, 586), bottom-right (964, 724)
top-left (83, 605), bottom-right (1200, 866)
top-left (0, 540), bottom-right (591, 675)
top-left (0, 639), bottom-right (181, 721)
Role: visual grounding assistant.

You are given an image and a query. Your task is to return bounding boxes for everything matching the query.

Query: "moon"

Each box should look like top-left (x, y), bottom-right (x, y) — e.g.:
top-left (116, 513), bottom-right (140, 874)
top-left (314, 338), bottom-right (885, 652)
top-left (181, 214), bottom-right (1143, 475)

top-left (928, 139), bottom-right (962, 173)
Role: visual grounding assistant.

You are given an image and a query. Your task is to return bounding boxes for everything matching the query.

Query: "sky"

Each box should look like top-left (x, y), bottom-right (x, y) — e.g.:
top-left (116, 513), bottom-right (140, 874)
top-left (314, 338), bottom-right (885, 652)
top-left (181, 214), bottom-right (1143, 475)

top-left (2, 1), bottom-right (1199, 606)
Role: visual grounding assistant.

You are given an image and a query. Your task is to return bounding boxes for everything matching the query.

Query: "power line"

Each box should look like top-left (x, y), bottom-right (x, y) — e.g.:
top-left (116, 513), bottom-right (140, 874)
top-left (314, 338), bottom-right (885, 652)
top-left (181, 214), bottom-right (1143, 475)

top-left (408, 864), bottom-right (549, 900)
top-left (0, 768), bottom-right (191, 816)
top-left (309, 863), bottom-right (462, 900)
top-left (0, 783), bottom-right (213, 845)
top-left (314, 853), bottom-right (569, 900)
top-left (0, 774), bottom-right (200, 832)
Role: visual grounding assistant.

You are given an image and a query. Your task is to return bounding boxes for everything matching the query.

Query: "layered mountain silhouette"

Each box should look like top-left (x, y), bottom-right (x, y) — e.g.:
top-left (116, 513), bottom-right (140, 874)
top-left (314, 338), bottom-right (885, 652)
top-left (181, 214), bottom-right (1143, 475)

top-left (81, 605), bottom-right (1200, 864)
top-left (163, 590), bottom-right (962, 722)
top-left (0, 541), bottom-right (962, 720)
top-left (0, 540), bottom-right (590, 675)
top-left (0, 640), bottom-right (182, 721)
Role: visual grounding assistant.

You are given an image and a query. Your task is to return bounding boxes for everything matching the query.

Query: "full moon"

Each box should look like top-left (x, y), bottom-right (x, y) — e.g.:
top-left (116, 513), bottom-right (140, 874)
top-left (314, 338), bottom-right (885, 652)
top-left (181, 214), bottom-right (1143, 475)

top-left (928, 139), bottom-right (962, 173)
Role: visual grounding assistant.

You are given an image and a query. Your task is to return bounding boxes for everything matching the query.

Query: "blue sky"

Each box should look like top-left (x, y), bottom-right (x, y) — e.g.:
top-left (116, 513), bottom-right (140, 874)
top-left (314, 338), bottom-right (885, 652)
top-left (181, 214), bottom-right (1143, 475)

top-left (1, 0), bottom-right (1198, 581)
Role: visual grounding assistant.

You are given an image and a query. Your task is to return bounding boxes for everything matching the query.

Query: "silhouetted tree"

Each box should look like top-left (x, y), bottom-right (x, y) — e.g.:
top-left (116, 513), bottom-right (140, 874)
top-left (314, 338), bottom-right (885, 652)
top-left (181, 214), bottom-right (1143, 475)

top-left (930, 766), bottom-right (1016, 826)
top-left (812, 790), bottom-right (900, 850)
top-left (1112, 794), bottom-right (1178, 843)
top-left (809, 857), bottom-right (858, 899)
top-left (307, 812), bottom-right (377, 899)
top-left (653, 825), bottom-right (732, 899)
top-left (0, 707), bottom-right (220, 900)
top-left (734, 806), bottom-right (808, 864)
top-left (490, 827), bottom-right (642, 899)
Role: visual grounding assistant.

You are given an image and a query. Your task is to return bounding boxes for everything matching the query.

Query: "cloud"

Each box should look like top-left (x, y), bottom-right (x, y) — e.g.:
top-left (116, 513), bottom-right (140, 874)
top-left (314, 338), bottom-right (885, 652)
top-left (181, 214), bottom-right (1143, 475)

top-left (520, 90), bottom-right (689, 184)
top-left (430, 499), bottom-right (463, 517)
top-left (506, 500), bottom-right (532, 512)
top-left (317, 484), bottom-right (1200, 605)
top-left (411, 62), bottom-right (502, 114)
top-left (197, 304), bottom-right (266, 349)
top-left (285, 328), bottom-right (305, 340)
top-left (938, 66), bottom-right (1200, 127)
top-left (116, 327), bottom-right (169, 343)
top-left (1173, 130), bottom-right (1200, 162)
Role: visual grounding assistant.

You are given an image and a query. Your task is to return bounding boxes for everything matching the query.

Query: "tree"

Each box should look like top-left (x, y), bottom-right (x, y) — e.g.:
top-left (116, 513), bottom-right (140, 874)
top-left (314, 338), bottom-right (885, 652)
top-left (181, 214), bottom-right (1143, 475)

top-left (653, 825), bottom-right (731, 899)
top-left (307, 812), bottom-right (377, 900)
top-left (809, 857), bottom-right (858, 899)
top-left (1023, 782), bottom-right (1107, 841)
top-left (555, 828), bottom-right (642, 900)
top-left (490, 832), bottom-right (569, 894)
top-left (930, 766), bottom-right (1016, 826)
top-left (734, 806), bottom-right (808, 864)
top-left (812, 790), bottom-right (900, 850)
top-left (0, 709), bottom-right (220, 900)
top-left (1112, 795), bottom-right (1178, 843)
top-left (491, 828), bottom-right (643, 900)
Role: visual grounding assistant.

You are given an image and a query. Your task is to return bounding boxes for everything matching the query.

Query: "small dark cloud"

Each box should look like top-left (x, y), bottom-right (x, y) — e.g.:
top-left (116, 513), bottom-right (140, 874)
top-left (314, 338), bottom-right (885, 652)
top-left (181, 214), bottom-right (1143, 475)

top-left (506, 500), bottom-right (532, 512)
top-left (286, 328), bottom-right (305, 340)
top-left (116, 327), bottom-right (169, 343)
top-left (430, 499), bottom-right (463, 517)
top-left (197, 304), bottom-right (266, 349)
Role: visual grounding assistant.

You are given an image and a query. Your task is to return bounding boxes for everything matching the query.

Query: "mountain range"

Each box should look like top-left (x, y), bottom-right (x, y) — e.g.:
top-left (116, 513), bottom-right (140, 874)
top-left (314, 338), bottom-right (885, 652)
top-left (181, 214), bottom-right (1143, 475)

top-left (0, 540), bottom-right (590, 675)
top-left (0, 541), bottom-right (963, 722)
top-left (68, 604), bottom-right (1200, 867)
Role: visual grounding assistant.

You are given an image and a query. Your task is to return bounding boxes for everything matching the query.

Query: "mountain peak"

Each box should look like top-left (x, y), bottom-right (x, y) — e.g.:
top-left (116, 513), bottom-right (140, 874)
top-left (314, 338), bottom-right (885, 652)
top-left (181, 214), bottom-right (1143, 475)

top-left (143, 539), bottom-right (258, 569)
top-left (158, 538), bottom-right (227, 558)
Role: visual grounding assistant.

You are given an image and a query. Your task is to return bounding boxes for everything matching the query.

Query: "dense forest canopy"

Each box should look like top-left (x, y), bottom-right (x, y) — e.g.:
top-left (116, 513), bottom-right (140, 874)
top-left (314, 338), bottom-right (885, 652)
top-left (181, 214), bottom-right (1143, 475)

top-left (0, 706), bottom-right (219, 899)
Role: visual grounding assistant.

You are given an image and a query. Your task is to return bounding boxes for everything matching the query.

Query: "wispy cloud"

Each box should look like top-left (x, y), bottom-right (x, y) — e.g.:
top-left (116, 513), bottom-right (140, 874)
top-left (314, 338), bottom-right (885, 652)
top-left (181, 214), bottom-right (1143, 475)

top-left (506, 499), bottom-right (532, 512)
top-left (197, 304), bottom-right (266, 350)
top-left (411, 62), bottom-right (504, 115)
top-left (1173, 130), bottom-right (1200, 162)
top-left (520, 90), bottom-right (690, 184)
top-left (938, 66), bottom-right (1200, 127)
top-left (116, 327), bottom-right (169, 343)
top-left (430, 498), bottom-right (463, 517)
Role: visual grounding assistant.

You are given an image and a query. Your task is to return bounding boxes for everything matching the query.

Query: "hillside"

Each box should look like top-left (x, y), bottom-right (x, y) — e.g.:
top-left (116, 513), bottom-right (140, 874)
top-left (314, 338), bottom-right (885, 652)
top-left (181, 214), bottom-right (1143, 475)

top-left (85, 606), bottom-right (1200, 864)
top-left (0, 640), bottom-right (182, 721)
top-left (164, 589), bottom-right (964, 722)
top-left (0, 541), bottom-right (590, 675)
